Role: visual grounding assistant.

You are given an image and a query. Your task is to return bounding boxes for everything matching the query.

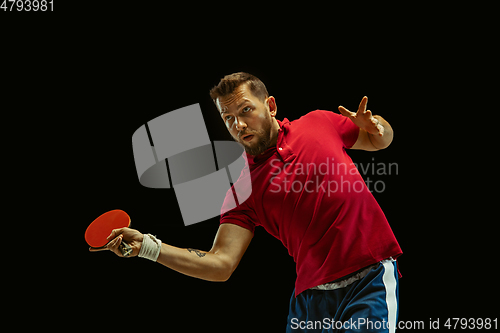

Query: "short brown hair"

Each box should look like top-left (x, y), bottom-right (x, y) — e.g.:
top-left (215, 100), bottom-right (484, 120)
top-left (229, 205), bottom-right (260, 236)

top-left (209, 72), bottom-right (269, 104)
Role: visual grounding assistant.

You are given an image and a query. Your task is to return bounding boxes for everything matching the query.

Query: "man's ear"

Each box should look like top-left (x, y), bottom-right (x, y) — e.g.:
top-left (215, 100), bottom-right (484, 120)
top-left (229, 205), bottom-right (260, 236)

top-left (267, 96), bottom-right (277, 117)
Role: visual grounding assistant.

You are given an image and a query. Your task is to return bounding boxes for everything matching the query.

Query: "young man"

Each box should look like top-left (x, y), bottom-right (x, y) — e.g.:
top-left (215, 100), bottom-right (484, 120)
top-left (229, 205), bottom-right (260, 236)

top-left (91, 72), bottom-right (402, 332)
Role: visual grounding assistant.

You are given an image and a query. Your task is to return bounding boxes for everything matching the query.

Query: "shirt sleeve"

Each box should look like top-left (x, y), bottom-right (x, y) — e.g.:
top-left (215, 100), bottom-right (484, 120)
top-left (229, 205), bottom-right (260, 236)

top-left (319, 110), bottom-right (359, 149)
top-left (220, 211), bottom-right (256, 234)
top-left (219, 187), bottom-right (256, 234)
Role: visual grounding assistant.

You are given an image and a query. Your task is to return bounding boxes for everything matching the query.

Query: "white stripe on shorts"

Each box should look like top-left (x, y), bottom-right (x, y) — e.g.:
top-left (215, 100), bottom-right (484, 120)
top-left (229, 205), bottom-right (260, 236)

top-left (381, 258), bottom-right (397, 333)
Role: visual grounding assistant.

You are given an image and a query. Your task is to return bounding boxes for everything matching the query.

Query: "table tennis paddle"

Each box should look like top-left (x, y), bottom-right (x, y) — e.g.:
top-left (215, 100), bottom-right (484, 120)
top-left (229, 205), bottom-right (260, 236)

top-left (85, 209), bottom-right (133, 257)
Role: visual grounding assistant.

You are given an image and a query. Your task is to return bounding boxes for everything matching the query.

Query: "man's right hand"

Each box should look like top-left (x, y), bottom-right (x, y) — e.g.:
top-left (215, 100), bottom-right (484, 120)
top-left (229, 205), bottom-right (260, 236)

top-left (89, 227), bottom-right (144, 258)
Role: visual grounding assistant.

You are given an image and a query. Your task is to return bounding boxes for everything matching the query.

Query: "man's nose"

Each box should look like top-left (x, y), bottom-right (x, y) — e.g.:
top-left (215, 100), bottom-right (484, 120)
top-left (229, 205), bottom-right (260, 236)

top-left (234, 116), bottom-right (247, 131)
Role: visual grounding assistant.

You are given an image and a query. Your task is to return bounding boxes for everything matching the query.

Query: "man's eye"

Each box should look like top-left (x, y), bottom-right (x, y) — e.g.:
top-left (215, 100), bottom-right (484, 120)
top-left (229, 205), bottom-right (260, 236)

top-left (242, 106), bottom-right (251, 113)
top-left (225, 115), bottom-right (233, 121)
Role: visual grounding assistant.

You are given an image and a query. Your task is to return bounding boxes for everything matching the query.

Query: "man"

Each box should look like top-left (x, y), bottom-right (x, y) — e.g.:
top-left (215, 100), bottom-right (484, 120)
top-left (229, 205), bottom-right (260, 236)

top-left (91, 72), bottom-right (402, 332)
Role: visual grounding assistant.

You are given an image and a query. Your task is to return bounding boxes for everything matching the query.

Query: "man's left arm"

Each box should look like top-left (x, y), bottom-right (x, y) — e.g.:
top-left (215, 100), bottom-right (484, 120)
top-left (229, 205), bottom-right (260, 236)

top-left (338, 96), bottom-right (393, 151)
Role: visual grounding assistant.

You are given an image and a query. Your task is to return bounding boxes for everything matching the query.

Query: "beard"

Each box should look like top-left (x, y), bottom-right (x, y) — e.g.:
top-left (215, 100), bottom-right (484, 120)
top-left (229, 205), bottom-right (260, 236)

top-left (235, 118), bottom-right (273, 156)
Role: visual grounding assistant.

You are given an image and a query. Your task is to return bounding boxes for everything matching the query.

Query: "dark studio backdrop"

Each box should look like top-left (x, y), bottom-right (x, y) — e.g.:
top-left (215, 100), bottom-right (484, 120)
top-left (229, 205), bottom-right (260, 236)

top-left (4, 4), bottom-right (495, 332)
top-left (72, 58), bottom-right (495, 330)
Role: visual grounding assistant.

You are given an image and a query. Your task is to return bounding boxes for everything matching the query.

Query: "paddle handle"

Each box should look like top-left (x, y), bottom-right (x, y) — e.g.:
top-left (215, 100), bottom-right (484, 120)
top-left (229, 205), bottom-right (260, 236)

top-left (119, 241), bottom-right (133, 257)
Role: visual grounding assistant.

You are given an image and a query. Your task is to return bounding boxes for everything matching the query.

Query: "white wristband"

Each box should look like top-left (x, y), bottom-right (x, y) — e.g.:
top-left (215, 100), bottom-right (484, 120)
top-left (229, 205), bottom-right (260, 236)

top-left (138, 233), bottom-right (162, 261)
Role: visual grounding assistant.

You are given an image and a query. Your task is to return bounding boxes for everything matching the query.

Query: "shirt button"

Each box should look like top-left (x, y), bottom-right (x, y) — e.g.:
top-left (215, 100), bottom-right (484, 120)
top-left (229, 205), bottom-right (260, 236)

top-left (278, 147), bottom-right (283, 151)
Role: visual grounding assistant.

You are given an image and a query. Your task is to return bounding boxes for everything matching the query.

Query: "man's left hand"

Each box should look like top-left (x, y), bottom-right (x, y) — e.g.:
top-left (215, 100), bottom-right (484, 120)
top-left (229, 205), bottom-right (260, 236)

top-left (338, 96), bottom-right (384, 137)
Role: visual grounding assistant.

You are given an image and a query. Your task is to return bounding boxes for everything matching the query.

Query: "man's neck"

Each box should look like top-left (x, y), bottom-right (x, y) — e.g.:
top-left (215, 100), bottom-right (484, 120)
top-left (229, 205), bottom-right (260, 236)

top-left (268, 118), bottom-right (280, 147)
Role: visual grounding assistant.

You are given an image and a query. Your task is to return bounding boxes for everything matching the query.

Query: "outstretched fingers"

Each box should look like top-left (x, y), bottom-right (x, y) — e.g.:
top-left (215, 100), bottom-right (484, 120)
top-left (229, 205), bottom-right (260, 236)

top-left (339, 96), bottom-right (368, 118)
top-left (358, 96), bottom-right (368, 114)
top-left (338, 106), bottom-right (356, 118)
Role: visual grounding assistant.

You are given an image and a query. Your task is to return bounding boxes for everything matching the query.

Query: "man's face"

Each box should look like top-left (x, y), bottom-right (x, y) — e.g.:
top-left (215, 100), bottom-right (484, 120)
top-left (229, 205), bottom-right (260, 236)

top-left (216, 84), bottom-right (277, 156)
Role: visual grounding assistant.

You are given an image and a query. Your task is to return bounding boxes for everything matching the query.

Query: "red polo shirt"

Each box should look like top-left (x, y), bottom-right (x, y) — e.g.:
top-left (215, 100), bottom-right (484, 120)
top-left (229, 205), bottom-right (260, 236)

top-left (220, 110), bottom-right (402, 296)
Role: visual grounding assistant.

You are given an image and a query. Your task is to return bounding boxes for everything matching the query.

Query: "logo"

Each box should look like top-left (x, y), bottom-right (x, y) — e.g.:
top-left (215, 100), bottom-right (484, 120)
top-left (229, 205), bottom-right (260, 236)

top-left (131, 104), bottom-right (252, 226)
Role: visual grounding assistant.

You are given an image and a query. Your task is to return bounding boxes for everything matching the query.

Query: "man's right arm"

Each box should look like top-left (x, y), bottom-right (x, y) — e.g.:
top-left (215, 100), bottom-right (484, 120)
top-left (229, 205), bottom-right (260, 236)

top-left (155, 223), bottom-right (252, 282)
top-left (99, 223), bottom-right (253, 282)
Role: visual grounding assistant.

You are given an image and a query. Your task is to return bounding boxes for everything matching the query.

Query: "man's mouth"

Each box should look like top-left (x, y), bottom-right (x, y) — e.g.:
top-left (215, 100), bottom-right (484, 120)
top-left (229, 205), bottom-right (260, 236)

top-left (241, 134), bottom-right (255, 142)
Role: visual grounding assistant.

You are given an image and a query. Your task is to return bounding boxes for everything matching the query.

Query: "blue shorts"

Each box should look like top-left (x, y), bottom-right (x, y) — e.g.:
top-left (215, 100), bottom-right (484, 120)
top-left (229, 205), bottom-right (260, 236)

top-left (286, 259), bottom-right (399, 333)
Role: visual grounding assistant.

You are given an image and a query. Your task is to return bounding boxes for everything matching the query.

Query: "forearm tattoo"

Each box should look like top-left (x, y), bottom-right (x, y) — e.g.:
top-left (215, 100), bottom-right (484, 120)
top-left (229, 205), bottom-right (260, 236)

top-left (187, 248), bottom-right (206, 257)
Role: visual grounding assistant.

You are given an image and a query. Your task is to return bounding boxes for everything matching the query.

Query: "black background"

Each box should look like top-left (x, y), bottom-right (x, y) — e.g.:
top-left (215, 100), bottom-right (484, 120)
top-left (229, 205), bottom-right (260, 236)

top-left (2, 4), bottom-right (495, 332)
